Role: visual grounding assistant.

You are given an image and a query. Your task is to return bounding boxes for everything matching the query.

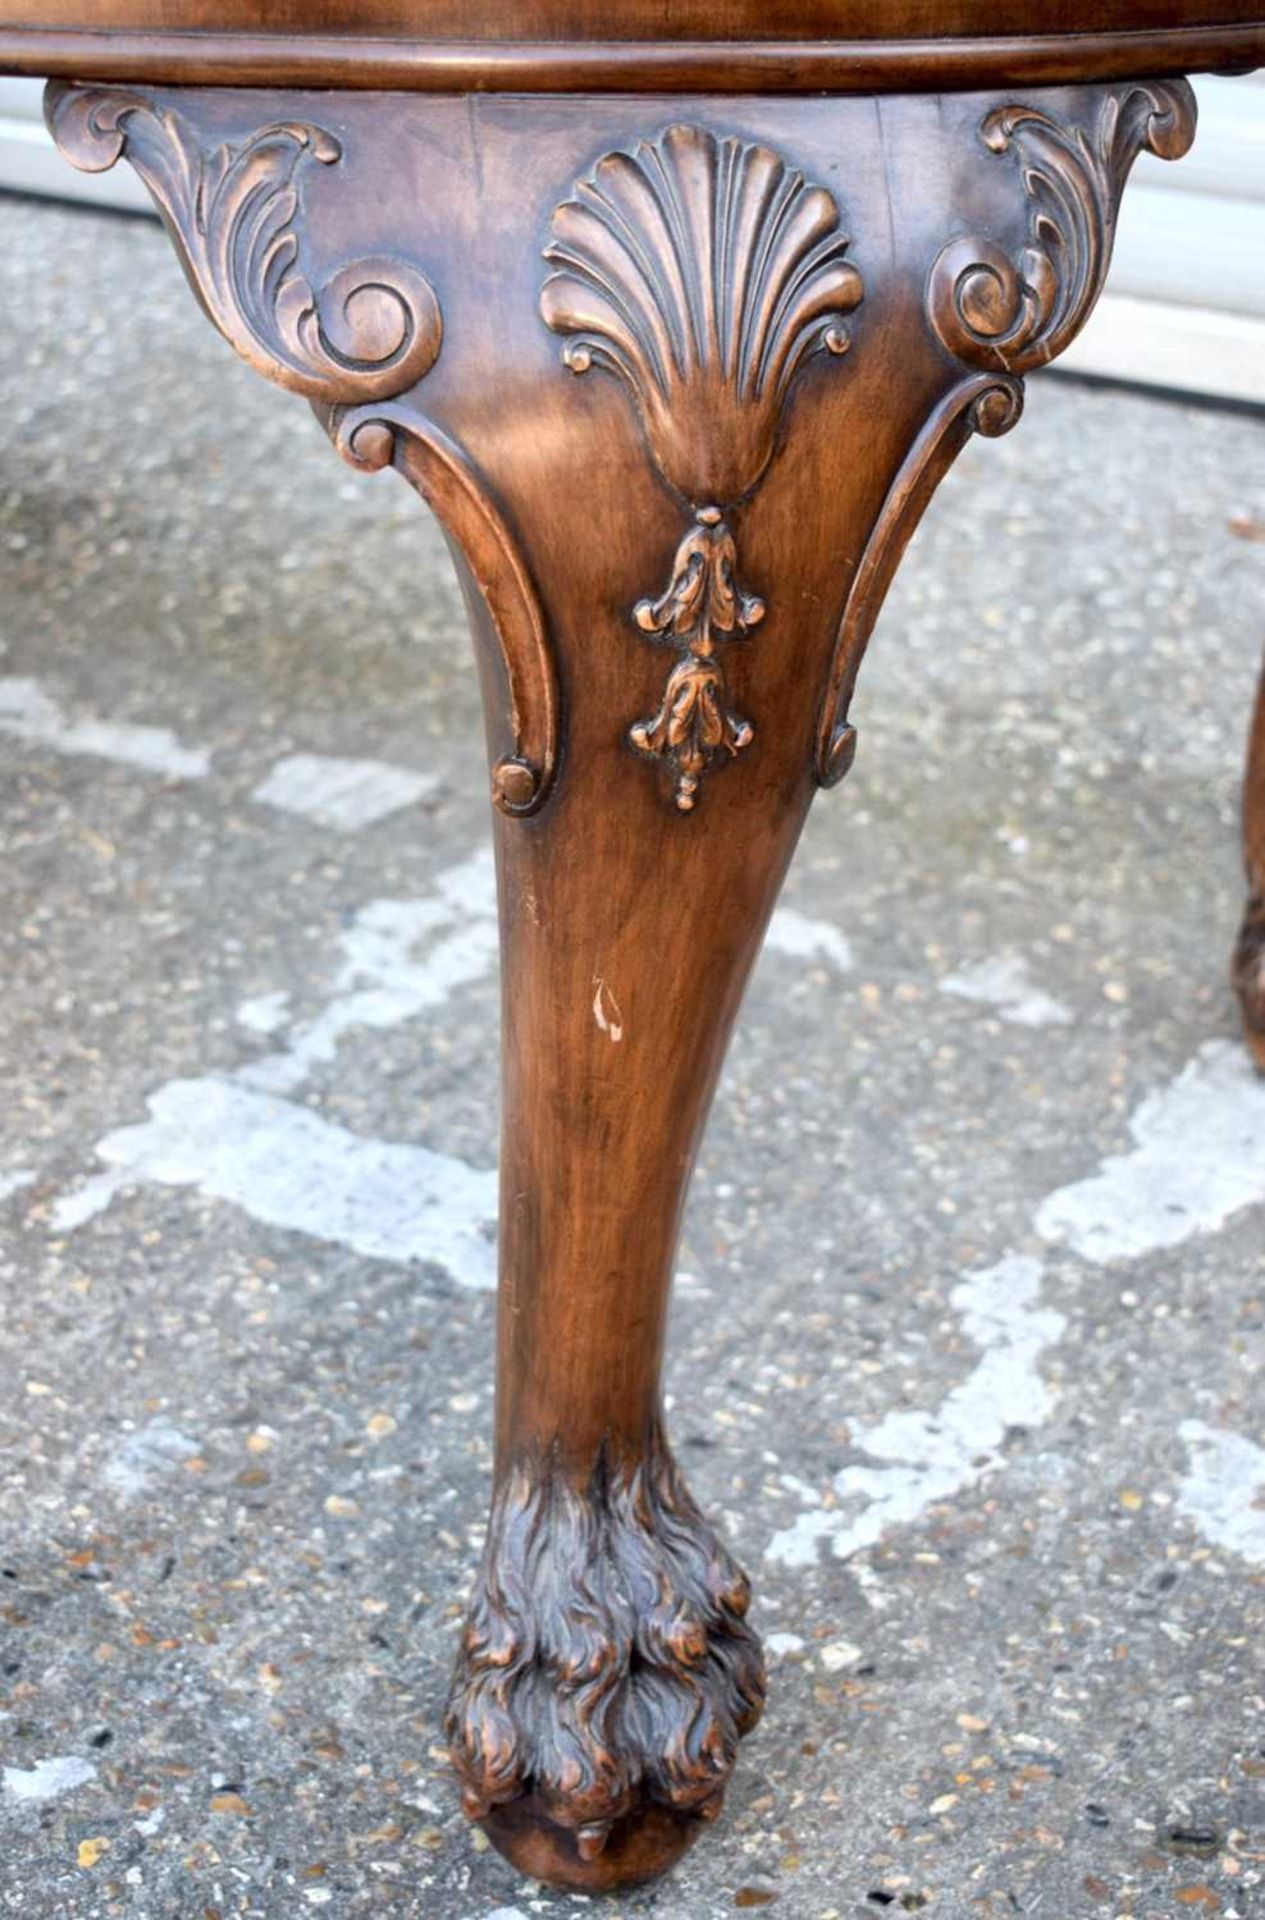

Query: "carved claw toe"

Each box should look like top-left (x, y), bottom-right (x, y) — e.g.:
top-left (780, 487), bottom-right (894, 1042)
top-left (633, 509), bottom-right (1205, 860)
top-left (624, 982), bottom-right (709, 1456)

top-left (576, 1822), bottom-right (612, 1861)
top-left (444, 1424), bottom-right (764, 1889)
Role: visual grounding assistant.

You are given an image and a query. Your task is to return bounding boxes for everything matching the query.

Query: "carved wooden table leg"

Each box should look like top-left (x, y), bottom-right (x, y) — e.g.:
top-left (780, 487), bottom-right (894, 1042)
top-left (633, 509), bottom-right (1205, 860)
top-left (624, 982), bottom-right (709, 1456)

top-left (47, 74), bottom-right (1196, 1891)
top-left (1236, 651), bottom-right (1265, 1068)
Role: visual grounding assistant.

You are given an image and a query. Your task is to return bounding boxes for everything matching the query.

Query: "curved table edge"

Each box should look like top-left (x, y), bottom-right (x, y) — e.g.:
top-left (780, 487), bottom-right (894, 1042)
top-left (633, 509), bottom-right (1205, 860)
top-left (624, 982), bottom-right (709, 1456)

top-left (0, 21), bottom-right (1261, 92)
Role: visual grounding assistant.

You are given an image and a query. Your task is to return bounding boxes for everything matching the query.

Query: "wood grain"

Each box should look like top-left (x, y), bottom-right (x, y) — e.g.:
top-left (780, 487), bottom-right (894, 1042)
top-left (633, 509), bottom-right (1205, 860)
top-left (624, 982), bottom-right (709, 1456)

top-left (42, 64), bottom-right (1219, 1895)
top-left (2, 23), bottom-right (1263, 91)
top-left (8, 0), bottom-right (1265, 39)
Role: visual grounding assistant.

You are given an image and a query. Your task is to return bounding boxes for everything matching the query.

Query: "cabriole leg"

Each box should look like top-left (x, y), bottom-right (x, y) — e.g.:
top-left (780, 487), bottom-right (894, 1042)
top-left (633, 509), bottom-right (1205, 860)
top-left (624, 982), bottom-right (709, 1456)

top-left (47, 73), bottom-right (1197, 1892)
top-left (441, 565), bottom-right (792, 1886)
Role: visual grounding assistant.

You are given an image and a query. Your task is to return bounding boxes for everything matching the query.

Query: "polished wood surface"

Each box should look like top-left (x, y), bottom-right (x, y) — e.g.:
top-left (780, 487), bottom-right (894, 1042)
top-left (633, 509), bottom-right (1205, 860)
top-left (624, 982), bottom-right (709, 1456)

top-left (1237, 655), bottom-right (1265, 1068)
top-left (44, 69), bottom-right (1212, 1892)
top-left (3, 0), bottom-right (1264, 92)
top-left (4, 21), bottom-right (1264, 90)
top-left (21, 0), bottom-right (1264, 1893)
top-left (6, 0), bottom-right (1264, 37)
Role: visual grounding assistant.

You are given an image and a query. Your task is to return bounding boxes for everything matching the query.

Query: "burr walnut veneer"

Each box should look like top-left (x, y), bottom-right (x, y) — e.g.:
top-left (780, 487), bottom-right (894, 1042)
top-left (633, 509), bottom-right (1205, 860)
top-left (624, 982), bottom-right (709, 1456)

top-left (4, 0), bottom-right (1264, 1892)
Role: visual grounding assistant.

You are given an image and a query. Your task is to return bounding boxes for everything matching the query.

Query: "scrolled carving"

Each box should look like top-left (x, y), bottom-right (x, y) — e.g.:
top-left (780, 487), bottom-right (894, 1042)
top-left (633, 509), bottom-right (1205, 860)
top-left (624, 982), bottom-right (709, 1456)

top-left (816, 82), bottom-right (1197, 797)
top-left (815, 373), bottom-right (1022, 789)
top-left (47, 83), bottom-right (561, 817)
top-left (542, 124), bottom-right (862, 809)
top-left (45, 82), bottom-right (442, 405)
top-left (929, 82), bottom-right (1196, 377)
top-left (330, 401), bottom-right (560, 817)
top-left (445, 1423), bottom-right (765, 1856)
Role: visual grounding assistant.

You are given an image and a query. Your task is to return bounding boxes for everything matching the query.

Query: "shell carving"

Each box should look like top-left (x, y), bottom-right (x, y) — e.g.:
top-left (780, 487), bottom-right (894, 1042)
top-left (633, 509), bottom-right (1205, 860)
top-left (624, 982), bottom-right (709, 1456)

top-left (542, 124), bottom-right (862, 507)
top-left (541, 125), bottom-right (863, 810)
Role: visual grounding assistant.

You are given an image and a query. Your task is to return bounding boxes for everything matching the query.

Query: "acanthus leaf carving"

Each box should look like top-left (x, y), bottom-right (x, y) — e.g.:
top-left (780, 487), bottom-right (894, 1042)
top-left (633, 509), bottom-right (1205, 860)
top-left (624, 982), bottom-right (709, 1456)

top-left (47, 81), bottom-right (559, 821)
top-left (629, 510), bottom-right (761, 811)
top-left (45, 82), bottom-right (443, 406)
top-left (815, 81), bottom-right (1197, 795)
top-left (542, 124), bottom-right (863, 810)
top-left (929, 81), bottom-right (1197, 378)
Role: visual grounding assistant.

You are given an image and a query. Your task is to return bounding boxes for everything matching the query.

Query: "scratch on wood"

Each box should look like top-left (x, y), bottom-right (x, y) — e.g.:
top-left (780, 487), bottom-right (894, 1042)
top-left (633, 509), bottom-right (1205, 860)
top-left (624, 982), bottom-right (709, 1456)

top-left (592, 976), bottom-right (624, 1042)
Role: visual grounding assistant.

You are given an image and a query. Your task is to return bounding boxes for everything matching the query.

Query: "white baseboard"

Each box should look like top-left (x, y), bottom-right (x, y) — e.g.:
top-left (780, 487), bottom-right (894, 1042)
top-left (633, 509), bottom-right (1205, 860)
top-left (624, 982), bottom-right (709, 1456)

top-left (0, 110), bottom-right (151, 212)
top-left (1056, 293), bottom-right (1265, 407)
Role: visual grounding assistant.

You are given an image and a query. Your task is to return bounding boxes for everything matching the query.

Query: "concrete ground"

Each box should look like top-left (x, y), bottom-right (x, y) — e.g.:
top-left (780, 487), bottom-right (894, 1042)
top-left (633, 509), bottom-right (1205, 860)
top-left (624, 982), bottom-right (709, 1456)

top-left (0, 191), bottom-right (1263, 1920)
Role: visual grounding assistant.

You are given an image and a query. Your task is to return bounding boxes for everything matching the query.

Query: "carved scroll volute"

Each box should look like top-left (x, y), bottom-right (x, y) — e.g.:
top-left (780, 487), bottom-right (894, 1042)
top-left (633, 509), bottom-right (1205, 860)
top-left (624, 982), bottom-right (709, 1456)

top-left (542, 124), bottom-right (863, 810)
top-left (45, 82), bottom-right (442, 404)
top-left (46, 81), bottom-right (560, 820)
top-left (928, 81), bottom-right (1197, 377)
top-left (331, 401), bottom-right (560, 817)
top-left (814, 79), bottom-right (1197, 793)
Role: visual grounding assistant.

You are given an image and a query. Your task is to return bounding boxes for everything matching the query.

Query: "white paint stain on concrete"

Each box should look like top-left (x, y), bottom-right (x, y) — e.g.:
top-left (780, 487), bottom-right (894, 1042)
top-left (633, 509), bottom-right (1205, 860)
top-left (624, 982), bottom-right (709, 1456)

top-left (1036, 1040), bottom-right (1265, 1262)
top-left (238, 847), bottom-right (498, 1097)
top-left (0, 676), bottom-right (210, 779)
top-left (250, 753), bottom-right (437, 831)
top-left (54, 848), bottom-right (503, 1289)
top-left (940, 953), bottom-right (1071, 1028)
top-left (235, 855), bottom-right (848, 1096)
top-left (49, 1171), bottom-right (122, 1233)
top-left (29, 717), bottom-right (1264, 1575)
top-left (60, 1078), bottom-right (498, 1291)
top-left (103, 1417), bottom-right (202, 1498)
top-left (0, 1169), bottom-right (33, 1203)
top-left (765, 906), bottom-right (853, 972)
top-left (52, 843), bottom-right (862, 1304)
top-left (2, 1756), bottom-right (97, 1804)
top-left (767, 1255), bottom-right (1064, 1568)
top-left (1178, 1419), bottom-right (1265, 1567)
top-left (768, 1036), bottom-right (1265, 1575)
top-left (236, 991), bottom-right (291, 1035)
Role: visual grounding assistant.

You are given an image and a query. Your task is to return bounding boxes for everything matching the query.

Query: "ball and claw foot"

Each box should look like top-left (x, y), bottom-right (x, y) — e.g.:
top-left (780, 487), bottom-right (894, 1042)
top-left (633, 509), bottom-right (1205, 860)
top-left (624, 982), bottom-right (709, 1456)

top-left (444, 1426), bottom-right (765, 1890)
